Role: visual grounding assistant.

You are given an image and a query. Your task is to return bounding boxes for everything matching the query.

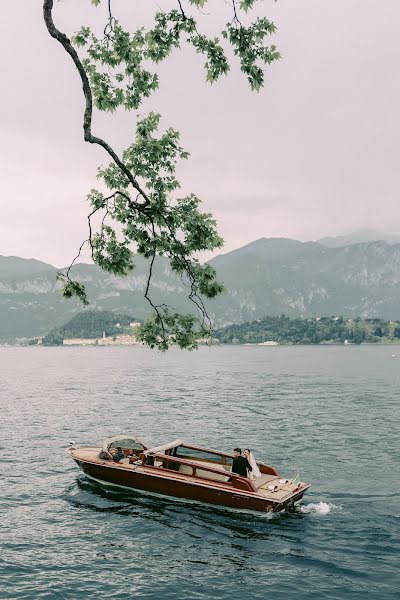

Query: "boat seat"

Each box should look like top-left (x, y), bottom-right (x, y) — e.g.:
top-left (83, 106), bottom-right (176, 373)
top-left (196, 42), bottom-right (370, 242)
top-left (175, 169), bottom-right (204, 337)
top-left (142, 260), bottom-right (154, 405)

top-left (178, 461), bottom-right (230, 483)
top-left (195, 468), bottom-right (230, 483)
top-left (253, 474), bottom-right (278, 489)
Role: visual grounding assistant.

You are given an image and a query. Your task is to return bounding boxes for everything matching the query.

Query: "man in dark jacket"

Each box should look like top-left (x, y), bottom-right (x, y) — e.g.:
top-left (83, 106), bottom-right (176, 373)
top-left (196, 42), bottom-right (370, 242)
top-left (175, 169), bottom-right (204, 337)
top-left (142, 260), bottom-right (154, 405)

top-left (112, 446), bottom-right (126, 462)
top-left (231, 447), bottom-right (252, 477)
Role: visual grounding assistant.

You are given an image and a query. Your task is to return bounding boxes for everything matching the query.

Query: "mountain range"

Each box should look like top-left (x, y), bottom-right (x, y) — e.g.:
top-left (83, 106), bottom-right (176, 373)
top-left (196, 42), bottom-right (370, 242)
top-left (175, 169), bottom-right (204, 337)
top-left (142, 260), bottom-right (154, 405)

top-left (1, 232), bottom-right (400, 339)
top-left (317, 229), bottom-right (400, 247)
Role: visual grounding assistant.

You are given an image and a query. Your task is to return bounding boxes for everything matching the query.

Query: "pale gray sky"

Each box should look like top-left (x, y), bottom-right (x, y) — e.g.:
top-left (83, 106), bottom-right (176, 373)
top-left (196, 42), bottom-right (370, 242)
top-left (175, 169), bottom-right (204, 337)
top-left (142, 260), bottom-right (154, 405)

top-left (1, 0), bottom-right (400, 266)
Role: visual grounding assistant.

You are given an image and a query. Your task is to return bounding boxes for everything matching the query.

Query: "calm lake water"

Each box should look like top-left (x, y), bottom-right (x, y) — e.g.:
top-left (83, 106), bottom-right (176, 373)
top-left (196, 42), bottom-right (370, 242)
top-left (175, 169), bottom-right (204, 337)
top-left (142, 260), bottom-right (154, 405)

top-left (1, 345), bottom-right (399, 599)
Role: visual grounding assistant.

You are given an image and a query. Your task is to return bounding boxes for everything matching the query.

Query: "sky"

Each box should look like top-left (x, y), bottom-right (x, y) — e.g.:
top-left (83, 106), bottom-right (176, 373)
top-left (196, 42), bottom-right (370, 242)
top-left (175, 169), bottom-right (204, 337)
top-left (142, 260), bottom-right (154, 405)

top-left (1, 0), bottom-right (400, 266)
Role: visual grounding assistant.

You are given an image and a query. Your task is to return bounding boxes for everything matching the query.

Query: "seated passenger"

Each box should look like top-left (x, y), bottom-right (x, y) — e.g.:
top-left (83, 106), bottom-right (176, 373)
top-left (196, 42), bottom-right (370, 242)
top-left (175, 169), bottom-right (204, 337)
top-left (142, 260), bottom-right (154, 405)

top-left (112, 446), bottom-right (125, 462)
top-left (99, 449), bottom-right (112, 460)
top-left (244, 448), bottom-right (261, 479)
top-left (231, 447), bottom-right (252, 477)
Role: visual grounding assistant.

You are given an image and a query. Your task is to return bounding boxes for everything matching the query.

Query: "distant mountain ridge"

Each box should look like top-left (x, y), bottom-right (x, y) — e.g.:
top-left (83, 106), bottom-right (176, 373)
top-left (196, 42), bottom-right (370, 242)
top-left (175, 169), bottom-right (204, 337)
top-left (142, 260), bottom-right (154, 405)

top-left (317, 229), bottom-right (400, 247)
top-left (0, 256), bottom-right (54, 279)
top-left (2, 236), bottom-right (400, 339)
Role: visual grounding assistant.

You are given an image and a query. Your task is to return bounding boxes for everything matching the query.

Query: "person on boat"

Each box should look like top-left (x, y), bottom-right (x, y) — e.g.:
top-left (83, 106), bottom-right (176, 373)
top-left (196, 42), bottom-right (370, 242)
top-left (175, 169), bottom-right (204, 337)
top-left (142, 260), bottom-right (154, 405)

top-left (112, 447), bottom-right (125, 462)
top-left (244, 448), bottom-right (261, 479)
top-left (231, 448), bottom-right (252, 477)
top-left (99, 449), bottom-right (113, 460)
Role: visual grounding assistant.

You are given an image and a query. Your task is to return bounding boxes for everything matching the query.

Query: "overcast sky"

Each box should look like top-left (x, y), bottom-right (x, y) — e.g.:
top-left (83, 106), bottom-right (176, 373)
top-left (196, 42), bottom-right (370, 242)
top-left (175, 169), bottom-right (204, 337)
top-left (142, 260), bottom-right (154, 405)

top-left (1, 0), bottom-right (400, 266)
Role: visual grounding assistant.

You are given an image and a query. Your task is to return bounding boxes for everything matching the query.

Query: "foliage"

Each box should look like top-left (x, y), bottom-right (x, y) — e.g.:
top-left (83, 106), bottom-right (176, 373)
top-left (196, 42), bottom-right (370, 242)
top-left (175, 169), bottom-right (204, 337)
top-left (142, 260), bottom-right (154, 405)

top-left (56, 273), bottom-right (89, 305)
top-left (42, 310), bottom-right (135, 345)
top-left (214, 315), bottom-right (400, 345)
top-left (43, 0), bottom-right (280, 350)
top-left (137, 311), bottom-right (207, 351)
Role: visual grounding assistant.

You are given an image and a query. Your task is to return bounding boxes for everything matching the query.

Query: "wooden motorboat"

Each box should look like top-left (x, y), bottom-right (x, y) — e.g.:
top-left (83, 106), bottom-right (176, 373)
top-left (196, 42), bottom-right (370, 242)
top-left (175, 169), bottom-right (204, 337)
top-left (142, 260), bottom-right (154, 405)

top-left (66, 435), bottom-right (310, 513)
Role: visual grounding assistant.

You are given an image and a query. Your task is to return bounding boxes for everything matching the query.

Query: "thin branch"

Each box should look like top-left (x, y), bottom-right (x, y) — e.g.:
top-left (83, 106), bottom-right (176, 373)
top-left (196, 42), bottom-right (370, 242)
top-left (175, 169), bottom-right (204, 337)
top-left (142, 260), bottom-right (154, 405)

top-left (104, 0), bottom-right (115, 40)
top-left (100, 207), bottom-right (110, 229)
top-left (152, 205), bottom-right (213, 331)
top-left (66, 239), bottom-right (89, 279)
top-left (176, 0), bottom-right (199, 34)
top-left (177, 0), bottom-right (186, 18)
top-left (232, 0), bottom-right (242, 27)
top-left (87, 212), bottom-right (96, 260)
top-left (144, 224), bottom-right (168, 343)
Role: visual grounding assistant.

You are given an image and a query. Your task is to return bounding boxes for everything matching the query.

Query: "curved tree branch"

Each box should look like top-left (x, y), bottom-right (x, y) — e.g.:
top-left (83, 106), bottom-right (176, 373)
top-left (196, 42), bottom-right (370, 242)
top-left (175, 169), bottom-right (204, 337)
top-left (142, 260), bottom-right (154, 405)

top-left (232, 1), bottom-right (242, 27)
top-left (42, 0), bottom-right (150, 208)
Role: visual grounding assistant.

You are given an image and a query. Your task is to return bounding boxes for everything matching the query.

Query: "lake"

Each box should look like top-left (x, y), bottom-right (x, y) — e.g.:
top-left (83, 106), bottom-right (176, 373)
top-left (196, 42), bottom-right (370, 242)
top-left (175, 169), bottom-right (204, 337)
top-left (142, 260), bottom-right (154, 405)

top-left (1, 345), bottom-right (399, 599)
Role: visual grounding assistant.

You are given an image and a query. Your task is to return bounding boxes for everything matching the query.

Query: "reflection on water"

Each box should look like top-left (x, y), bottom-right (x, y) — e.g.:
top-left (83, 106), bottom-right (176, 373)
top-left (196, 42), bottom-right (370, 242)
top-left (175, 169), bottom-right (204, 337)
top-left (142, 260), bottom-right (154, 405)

top-left (64, 475), bottom-right (316, 580)
top-left (66, 475), bottom-right (295, 532)
top-left (1, 345), bottom-right (399, 599)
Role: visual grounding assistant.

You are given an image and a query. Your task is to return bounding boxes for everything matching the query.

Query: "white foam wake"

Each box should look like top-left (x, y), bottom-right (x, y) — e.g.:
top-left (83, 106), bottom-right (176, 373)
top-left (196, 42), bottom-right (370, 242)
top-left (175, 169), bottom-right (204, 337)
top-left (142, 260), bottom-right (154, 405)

top-left (299, 501), bottom-right (334, 515)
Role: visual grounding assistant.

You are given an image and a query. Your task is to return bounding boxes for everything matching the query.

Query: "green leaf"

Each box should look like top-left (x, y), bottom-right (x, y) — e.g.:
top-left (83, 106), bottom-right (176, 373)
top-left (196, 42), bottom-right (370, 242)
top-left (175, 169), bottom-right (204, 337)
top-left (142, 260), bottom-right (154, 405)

top-left (188, 0), bottom-right (208, 7)
top-left (239, 0), bottom-right (256, 12)
top-left (57, 273), bottom-right (89, 306)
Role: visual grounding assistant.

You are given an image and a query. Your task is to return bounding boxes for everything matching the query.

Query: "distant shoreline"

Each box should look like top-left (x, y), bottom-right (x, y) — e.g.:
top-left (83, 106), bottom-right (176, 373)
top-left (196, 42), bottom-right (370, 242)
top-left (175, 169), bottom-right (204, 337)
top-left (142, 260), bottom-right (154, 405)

top-left (3, 314), bottom-right (400, 348)
top-left (2, 341), bottom-right (400, 348)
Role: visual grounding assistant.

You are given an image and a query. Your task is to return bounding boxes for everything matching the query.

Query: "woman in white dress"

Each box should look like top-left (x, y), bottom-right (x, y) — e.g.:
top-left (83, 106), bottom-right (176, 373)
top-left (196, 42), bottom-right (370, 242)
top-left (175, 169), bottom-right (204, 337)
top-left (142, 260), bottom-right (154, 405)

top-left (244, 448), bottom-right (261, 479)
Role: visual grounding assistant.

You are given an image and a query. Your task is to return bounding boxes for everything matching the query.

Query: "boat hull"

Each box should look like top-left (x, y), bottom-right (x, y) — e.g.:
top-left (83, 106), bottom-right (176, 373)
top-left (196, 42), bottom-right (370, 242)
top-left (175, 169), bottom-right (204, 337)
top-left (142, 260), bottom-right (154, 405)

top-left (73, 457), bottom-right (306, 513)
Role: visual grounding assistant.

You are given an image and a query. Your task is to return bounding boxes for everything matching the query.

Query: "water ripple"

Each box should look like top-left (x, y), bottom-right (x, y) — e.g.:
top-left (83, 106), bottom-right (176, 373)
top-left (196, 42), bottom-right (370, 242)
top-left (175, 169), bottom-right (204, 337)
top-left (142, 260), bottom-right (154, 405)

top-left (1, 345), bottom-right (399, 599)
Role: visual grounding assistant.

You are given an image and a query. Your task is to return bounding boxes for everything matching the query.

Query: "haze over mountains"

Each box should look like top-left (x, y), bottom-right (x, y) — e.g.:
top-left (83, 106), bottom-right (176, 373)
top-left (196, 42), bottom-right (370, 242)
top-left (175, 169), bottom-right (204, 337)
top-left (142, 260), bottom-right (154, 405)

top-left (316, 229), bottom-right (400, 248)
top-left (1, 231), bottom-right (400, 339)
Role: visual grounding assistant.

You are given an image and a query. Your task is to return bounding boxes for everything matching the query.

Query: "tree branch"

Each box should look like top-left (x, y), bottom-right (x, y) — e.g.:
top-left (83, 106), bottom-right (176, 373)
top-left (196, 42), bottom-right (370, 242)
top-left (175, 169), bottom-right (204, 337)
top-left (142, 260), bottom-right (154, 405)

top-left (232, 1), bottom-right (242, 27)
top-left (42, 0), bottom-right (150, 208)
top-left (42, 0), bottom-right (273, 348)
top-left (66, 239), bottom-right (89, 279)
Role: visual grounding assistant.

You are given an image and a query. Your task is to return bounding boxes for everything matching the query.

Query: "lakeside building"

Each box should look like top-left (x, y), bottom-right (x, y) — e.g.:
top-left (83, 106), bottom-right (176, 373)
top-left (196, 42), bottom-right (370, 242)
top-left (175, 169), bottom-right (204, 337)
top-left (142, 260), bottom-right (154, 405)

top-left (63, 323), bottom-right (141, 346)
top-left (63, 338), bottom-right (98, 346)
top-left (63, 334), bottom-right (139, 346)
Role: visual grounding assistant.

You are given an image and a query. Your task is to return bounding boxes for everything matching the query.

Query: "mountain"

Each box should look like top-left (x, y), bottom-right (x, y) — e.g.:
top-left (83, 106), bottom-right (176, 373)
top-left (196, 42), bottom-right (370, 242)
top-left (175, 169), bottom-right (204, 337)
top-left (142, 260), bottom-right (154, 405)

top-left (0, 256), bottom-right (54, 279)
top-left (2, 238), bottom-right (400, 339)
top-left (317, 229), bottom-right (400, 247)
top-left (0, 254), bottom-right (190, 339)
top-left (207, 238), bottom-right (400, 325)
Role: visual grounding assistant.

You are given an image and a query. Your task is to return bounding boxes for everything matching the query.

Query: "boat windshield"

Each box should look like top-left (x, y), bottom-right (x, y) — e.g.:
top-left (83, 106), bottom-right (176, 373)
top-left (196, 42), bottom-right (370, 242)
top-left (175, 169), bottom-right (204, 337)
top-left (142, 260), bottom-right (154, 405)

top-left (174, 445), bottom-right (232, 466)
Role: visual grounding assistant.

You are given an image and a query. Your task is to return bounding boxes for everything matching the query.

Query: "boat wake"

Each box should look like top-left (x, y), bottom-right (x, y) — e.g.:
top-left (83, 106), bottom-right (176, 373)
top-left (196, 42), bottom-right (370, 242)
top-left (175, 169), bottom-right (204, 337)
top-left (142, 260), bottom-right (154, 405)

top-left (299, 501), bottom-right (338, 515)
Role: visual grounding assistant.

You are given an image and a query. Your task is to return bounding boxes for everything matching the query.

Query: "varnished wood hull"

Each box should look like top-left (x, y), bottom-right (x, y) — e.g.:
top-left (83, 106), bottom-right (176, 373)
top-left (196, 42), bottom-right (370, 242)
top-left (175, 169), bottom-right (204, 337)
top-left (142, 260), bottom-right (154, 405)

top-left (72, 456), bottom-right (307, 513)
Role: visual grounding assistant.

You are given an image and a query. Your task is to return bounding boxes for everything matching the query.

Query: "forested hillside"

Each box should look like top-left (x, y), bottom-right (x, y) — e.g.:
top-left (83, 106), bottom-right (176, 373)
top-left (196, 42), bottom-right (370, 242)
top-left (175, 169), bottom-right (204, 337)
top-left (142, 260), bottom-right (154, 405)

top-left (214, 316), bottom-right (400, 345)
top-left (42, 310), bottom-right (136, 345)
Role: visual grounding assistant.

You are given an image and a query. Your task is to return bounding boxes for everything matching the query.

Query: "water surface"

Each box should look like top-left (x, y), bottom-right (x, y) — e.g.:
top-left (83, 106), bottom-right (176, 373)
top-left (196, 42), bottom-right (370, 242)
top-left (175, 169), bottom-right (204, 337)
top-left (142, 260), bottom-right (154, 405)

top-left (1, 346), bottom-right (399, 599)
